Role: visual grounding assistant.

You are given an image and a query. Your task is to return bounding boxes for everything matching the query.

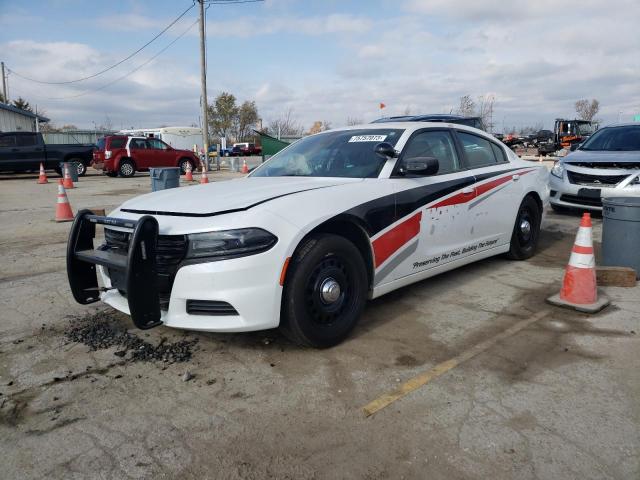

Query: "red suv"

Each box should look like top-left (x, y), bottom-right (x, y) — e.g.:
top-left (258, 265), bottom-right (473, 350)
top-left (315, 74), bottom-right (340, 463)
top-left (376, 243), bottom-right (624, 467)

top-left (92, 136), bottom-right (200, 177)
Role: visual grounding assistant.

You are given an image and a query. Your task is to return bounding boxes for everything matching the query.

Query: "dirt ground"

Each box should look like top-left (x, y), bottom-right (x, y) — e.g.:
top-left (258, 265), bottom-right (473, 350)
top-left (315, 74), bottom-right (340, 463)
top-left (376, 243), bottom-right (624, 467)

top-left (1, 169), bottom-right (638, 480)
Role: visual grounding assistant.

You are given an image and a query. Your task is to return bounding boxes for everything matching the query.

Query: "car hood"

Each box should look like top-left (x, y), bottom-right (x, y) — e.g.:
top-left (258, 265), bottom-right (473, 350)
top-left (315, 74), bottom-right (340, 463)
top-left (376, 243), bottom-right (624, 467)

top-left (118, 177), bottom-right (362, 216)
top-left (564, 150), bottom-right (640, 165)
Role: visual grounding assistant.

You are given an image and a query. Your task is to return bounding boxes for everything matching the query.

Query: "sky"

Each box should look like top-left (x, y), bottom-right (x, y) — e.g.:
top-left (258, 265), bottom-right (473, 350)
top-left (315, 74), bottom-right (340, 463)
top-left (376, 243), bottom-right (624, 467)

top-left (0, 0), bottom-right (638, 132)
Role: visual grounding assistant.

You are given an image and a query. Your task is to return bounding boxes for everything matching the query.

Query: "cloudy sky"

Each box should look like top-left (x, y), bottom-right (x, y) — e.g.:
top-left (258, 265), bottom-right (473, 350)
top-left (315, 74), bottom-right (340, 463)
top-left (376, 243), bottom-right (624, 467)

top-left (1, 0), bottom-right (638, 132)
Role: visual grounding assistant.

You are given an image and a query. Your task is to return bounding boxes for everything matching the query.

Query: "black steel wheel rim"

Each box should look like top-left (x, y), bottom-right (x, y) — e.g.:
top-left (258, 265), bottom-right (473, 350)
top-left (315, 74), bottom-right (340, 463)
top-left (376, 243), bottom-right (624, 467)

top-left (304, 255), bottom-right (351, 325)
top-left (517, 206), bottom-right (533, 245)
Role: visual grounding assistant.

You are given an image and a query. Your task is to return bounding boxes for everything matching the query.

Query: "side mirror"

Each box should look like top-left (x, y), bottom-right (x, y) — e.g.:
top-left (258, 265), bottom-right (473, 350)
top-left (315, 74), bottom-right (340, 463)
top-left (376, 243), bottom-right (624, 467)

top-left (399, 156), bottom-right (439, 176)
top-left (374, 142), bottom-right (397, 158)
top-left (569, 142), bottom-right (581, 151)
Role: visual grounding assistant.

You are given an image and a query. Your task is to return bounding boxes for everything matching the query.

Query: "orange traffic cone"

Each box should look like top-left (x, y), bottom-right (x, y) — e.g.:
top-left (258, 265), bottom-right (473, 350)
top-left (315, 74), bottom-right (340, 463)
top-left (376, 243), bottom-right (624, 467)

top-left (55, 179), bottom-right (74, 222)
top-left (241, 159), bottom-right (249, 174)
top-left (62, 163), bottom-right (74, 189)
top-left (200, 165), bottom-right (209, 184)
top-left (37, 162), bottom-right (48, 184)
top-left (547, 212), bottom-right (609, 313)
top-left (184, 162), bottom-right (193, 182)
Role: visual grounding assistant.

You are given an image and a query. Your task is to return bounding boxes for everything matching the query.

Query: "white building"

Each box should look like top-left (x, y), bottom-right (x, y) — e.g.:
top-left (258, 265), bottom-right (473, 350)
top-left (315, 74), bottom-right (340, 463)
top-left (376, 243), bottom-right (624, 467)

top-left (0, 103), bottom-right (49, 132)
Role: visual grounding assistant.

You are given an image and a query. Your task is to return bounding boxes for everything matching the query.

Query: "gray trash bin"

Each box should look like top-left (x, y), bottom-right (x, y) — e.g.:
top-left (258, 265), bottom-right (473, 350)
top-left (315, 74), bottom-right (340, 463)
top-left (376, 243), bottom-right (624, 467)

top-left (602, 197), bottom-right (640, 278)
top-left (150, 167), bottom-right (181, 192)
top-left (60, 161), bottom-right (79, 182)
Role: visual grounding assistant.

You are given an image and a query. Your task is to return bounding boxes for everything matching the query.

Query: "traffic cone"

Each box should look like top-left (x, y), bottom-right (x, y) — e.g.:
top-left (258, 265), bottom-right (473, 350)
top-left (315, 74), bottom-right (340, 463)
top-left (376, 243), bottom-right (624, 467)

top-left (37, 162), bottom-right (48, 184)
top-left (184, 162), bottom-right (193, 182)
top-left (241, 159), bottom-right (249, 174)
top-left (55, 179), bottom-right (74, 222)
top-left (547, 213), bottom-right (609, 313)
top-left (200, 165), bottom-right (209, 184)
top-left (62, 163), bottom-right (74, 189)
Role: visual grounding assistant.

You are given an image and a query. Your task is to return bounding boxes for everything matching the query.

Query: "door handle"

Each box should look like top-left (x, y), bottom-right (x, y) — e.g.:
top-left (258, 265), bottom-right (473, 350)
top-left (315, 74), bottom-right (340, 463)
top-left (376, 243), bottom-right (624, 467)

top-left (512, 174), bottom-right (520, 181)
top-left (462, 186), bottom-right (475, 195)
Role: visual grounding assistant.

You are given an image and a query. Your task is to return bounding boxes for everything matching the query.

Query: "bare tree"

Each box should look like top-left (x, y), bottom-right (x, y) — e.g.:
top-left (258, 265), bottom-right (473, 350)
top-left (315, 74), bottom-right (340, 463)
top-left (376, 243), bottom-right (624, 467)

top-left (346, 117), bottom-right (363, 126)
top-left (235, 100), bottom-right (259, 142)
top-left (477, 95), bottom-right (495, 131)
top-left (575, 99), bottom-right (600, 121)
top-left (456, 95), bottom-right (475, 117)
top-left (266, 108), bottom-right (304, 138)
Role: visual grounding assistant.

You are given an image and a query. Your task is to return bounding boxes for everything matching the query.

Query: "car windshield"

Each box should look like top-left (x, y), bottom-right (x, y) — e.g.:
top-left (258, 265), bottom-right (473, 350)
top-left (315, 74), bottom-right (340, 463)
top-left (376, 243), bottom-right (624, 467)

top-left (579, 126), bottom-right (640, 151)
top-left (251, 129), bottom-right (404, 178)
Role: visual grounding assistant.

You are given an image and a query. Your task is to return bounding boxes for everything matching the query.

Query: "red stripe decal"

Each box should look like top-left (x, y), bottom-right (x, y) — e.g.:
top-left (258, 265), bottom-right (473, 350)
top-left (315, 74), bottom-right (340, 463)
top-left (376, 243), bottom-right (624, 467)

top-left (430, 190), bottom-right (474, 208)
top-left (474, 174), bottom-right (513, 197)
top-left (372, 212), bottom-right (422, 268)
top-left (572, 245), bottom-right (593, 254)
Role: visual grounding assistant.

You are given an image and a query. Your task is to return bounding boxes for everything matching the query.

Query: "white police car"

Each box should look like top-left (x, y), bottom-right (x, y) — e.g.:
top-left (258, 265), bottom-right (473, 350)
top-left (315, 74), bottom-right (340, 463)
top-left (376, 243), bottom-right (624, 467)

top-left (67, 123), bottom-right (549, 347)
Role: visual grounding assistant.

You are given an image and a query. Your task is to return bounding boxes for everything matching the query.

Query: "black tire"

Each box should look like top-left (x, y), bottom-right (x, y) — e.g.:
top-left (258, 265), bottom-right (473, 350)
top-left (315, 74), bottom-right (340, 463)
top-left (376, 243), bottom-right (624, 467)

top-left (507, 195), bottom-right (541, 260)
top-left (178, 158), bottom-right (194, 174)
top-left (118, 159), bottom-right (135, 178)
top-left (280, 234), bottom-right (368, 348)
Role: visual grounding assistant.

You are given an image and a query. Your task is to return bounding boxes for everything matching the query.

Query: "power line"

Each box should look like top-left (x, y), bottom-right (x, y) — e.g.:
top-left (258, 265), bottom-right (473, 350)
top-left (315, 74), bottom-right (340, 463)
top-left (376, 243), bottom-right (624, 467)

top-left (7, 2), bottom-right (196, 85)
top-left (42, 18), bottom-right (199, 100)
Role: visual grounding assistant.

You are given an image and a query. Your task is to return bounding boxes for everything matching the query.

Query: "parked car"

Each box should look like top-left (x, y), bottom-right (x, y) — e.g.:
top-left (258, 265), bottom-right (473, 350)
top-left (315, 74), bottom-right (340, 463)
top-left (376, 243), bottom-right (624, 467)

top-left (67, 122), bottom-right (548, 347)
top-left (372, 114), bottom-right (484, 130)
top-left (92, 135), bottom-right (200, 177)
top-left (233, 142), bottom-right (262, 156)
top-left (549, 123), bottom-right (640, 211)
top-left (0, 131), bottom-right (94, 176)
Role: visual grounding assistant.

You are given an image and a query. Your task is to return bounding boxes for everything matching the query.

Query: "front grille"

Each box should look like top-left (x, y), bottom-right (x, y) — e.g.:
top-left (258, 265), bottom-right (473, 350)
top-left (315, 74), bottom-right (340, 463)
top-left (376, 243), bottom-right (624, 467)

top-left (567, 162), bottom-right (640, 169)
top-left (559, 194), bottom-right (602, 207)
top-left (186, 300), bottom-right (238, 316)
top-left (103, 228), bottom-right (188, 309)
top-left (566, 171), bottom-right (628, 186)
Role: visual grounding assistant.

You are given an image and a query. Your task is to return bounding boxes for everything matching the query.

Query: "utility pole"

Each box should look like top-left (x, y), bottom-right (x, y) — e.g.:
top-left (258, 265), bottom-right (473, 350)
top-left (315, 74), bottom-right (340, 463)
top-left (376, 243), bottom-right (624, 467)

top-left (198, 0), bottom-right (209, 169)
top-left (1, 62), bottom-right (7, 103)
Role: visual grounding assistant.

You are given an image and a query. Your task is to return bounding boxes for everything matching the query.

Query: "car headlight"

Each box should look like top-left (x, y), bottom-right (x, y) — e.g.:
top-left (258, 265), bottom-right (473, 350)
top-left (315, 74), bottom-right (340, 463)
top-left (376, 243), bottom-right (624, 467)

top-left (186, 228), bottom-right (277, 259)
top-left (550, 161), bottom-right (564, 179)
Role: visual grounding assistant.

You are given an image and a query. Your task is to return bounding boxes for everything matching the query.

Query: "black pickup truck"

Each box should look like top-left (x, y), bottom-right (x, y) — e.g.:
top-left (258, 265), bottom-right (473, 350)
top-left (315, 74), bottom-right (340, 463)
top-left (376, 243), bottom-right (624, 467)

top-left (0, 131), bottom-right (95, 176)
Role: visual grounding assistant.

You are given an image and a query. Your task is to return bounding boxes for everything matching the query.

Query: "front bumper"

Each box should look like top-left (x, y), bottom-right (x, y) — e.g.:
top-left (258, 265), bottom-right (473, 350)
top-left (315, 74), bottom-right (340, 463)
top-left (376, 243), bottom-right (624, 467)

top-left (67, 210), bottom-right (285, 332)
top-left (549, 165), bottom-right (640, 211)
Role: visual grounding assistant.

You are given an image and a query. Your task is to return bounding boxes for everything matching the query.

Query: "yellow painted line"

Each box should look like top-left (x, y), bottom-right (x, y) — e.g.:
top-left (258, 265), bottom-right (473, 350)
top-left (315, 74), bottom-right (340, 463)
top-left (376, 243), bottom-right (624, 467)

top-left (362, 310), bottom-right (549, 417)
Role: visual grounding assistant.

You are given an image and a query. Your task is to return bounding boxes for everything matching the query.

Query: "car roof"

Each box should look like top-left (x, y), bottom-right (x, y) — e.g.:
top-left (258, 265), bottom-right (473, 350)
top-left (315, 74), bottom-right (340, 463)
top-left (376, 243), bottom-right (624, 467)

top-left (372, 114), bottom-right (482, 124)
top-left (327, 121), bottom-right (495, 139)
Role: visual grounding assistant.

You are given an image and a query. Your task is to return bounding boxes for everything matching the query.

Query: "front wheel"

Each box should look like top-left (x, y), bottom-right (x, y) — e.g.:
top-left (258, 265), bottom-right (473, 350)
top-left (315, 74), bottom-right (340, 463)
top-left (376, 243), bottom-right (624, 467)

top-left (506, 196), bottom-right (541, 260)
top-left (74, 160), bottom-right (87, 177)
top-left (280, 234), bottom-right (368, 348)
top-left (178, 158), bottom-right (194, 174)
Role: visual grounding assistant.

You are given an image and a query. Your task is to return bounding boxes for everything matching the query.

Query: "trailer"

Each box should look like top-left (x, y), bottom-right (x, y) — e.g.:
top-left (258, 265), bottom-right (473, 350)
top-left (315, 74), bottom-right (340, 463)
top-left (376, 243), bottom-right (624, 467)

top-left (118, 127), bottom-right (202, 152)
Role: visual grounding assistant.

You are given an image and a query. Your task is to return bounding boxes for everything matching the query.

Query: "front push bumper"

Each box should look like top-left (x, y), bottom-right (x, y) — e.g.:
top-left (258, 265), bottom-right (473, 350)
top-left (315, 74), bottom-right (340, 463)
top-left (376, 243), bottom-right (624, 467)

top-left (67, 210), bottom-right (163, 329)
top-left (67, 210), bottom-right (285, 332)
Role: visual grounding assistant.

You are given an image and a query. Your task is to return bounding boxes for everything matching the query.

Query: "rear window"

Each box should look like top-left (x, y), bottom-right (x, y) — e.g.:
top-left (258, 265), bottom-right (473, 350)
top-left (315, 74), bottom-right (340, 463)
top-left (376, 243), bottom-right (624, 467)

top-left (96, 138), bottom-right (106, 150)
top-left (16, 134), bottom-right (37, 147)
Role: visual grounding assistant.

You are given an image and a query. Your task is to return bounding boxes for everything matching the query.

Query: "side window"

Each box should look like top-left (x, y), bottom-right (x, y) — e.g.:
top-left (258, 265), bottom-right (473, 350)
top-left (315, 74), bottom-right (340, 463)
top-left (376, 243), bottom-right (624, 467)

top-left (130, 139), bottom-right (147, 149)
top-left (110, 138), bottom-right (125, 148)
top-left (0, 135), bottom-right (17, 147)
top-left (490, 143), bottom-right (508, 163)
top-left (402, 130), bottom-right (461, 174)
top-left (457, 132), bottom-right (501, 168)
top-left (16, 134), bottom-right (37, 147)
top-left (147, 138), bottom-right (168, 150)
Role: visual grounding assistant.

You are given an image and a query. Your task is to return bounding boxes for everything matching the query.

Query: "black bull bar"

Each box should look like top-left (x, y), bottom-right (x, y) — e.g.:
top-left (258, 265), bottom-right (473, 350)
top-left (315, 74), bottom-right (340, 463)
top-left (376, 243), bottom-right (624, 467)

top-left (66, 209), bottom-right (162, 329)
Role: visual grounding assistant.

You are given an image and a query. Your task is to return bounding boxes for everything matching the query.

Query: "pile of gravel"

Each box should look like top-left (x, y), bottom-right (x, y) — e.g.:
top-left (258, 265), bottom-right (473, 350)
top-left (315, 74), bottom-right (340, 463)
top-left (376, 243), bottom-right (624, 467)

top-left (65, 311), bottom-right (198, 363)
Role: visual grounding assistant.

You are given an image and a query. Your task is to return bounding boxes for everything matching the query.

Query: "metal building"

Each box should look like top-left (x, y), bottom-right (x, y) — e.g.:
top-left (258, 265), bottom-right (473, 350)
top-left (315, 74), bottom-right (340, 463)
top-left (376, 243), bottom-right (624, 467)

top-left (0, 103), bottom-right (49, 132)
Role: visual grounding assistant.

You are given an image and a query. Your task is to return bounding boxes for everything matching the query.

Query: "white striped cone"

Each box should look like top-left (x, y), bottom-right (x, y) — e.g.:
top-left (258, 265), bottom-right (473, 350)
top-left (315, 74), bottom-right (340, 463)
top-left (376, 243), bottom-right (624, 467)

top-left (55, 179), bottom-right (74, 222)
top-left (560, 213), bottom-right (597, 304)
top-left (63, 163), bottom-right (74, 189)
top-left (38, 162), bottom-right (48, 184)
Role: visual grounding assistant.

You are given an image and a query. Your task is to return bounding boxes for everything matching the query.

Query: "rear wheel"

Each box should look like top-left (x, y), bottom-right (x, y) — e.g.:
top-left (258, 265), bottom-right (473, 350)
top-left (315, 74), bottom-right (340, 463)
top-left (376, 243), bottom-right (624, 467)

top-left (280, 234), bottom-right (368, 348)
top-left (118, 160), bottom-right (135, 178)
top-left (69, 158), bottom-right (87, 177)
top-left (507, 196), bottom-right (541, 260)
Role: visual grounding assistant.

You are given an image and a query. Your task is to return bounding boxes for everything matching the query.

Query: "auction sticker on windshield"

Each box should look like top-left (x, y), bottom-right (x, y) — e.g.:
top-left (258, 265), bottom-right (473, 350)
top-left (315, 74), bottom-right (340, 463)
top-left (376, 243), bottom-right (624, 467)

top-left (348, 135), bottom-right (387, 142)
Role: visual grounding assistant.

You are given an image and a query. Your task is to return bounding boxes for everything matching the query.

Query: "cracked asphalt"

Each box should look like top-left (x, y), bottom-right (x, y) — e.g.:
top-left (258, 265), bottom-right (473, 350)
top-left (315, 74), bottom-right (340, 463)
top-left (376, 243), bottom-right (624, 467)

top-left (1, 169), bottom-right (638, 479)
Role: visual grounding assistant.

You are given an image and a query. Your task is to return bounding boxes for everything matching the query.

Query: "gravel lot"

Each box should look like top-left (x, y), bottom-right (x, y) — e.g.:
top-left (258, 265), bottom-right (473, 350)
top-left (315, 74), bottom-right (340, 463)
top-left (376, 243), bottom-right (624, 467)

top-left (1, 168), bottom-right (638, 479)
